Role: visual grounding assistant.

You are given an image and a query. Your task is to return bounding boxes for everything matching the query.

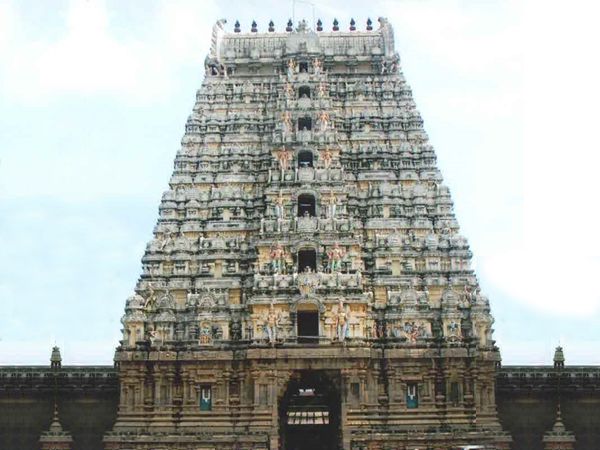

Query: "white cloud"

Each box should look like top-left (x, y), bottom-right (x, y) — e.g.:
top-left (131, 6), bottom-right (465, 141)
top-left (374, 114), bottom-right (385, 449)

top-left (0, 0), bottom-right (218, 102)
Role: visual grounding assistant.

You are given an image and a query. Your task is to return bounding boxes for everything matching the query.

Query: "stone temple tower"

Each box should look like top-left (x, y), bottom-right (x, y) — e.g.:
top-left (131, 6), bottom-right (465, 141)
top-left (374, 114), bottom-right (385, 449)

top-left (106, 17), bottom-right (511, 450)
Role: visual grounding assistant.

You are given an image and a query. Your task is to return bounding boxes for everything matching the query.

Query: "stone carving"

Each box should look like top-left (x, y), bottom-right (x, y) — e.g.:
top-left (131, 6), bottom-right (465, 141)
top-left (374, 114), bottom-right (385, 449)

top-left (287, 59), bottom-right (296, 78)
top-left (335, 301), bottom-right (349, 342)
top-left (317, 111), bottom-right (330, 132)
top-left (320, 148), bottom-right (333, 169)
top-left (270, 243), bottom-right (286, 274)
top-left (262, 303), bottom-right (280, 344)
top-left (276, 147), bottom-right (293, 170)
top-left (281, 112), bottom-right (293, 133)
top-left (327, 243), bottom-right (345, 272)
top-left (446, 320), bottom-right (462, 341)
top-left (399, 321), bottom-right (430, 343)
top-left (284, 82), bottom-right (295, 100)
top-left (317, 81), bottom-right (327, 97)
top-left (199, 322), bottom-right (213, 345)
top-left (313, 58), bottom-right (322, 75)
top-left (297, 269), bottom-right (319, 296)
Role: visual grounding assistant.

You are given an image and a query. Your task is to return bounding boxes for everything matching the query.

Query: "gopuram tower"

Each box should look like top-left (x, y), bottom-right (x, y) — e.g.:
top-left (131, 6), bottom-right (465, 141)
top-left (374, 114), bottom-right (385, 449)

top-left (106, 18), bottom-right (511, 450)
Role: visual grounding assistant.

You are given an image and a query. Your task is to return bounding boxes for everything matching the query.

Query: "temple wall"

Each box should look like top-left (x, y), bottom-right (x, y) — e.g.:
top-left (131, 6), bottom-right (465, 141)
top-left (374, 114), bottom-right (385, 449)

top-left (496, 366), bottom-right (600, 450)
top-left (1, 365), bottom-right (599, 450)
top-left (0, 366), bottom-right (118, 450)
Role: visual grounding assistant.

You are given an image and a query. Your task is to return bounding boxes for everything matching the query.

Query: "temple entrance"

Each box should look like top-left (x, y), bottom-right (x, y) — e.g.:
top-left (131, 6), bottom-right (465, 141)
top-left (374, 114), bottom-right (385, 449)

top-left (279, 370), bottom-right (342, 450)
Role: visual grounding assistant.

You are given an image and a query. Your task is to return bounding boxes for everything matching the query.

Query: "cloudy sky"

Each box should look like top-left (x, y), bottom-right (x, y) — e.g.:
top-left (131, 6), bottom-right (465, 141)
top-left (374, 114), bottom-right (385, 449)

top-left (0, 0), bottom-right (598, 365)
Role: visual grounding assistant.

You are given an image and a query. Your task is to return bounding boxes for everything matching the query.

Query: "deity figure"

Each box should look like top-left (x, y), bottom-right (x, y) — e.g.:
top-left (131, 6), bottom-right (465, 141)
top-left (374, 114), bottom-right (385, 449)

top-left (335, 301), bottom-right (349, 341)
top-left (419, 286), bottom-right (430, 304)
top-left (327, 243), bottom-right (345, 272)
top-left (313, 58), bottom-right (323, 74)
top-left (464, 285), bottom-right (476, 305)
top-left (276, 147), bottom-right (292, 170)
top-left (146, 328), bottom-right (158, 345)
top-left (281, 112), bottom-right (293, 134)
top-left (284, 82), bottom-right (294, 100)
top-left (199, 322), bottom-right (213, 344)
top-left (317, 111), bottom-right (330, 132)
top-left (274, 190), bottom-right (285, 219)
top-left (324, 191), bottom-right (337, 219)
top-left (373, 319), bottom-right (384, 339)
top-left (402, 321), bottom-right (422, 343)
top-left (317, 82), bottom-right (327, 98)
top-left (287, 59), bottom-right (296, 78)
top-left (144, 285), bottom-right (157, 309)
top-left (298, 269), bottom-right (319, 296)
top-left (270, 243), bottom-right (286, 274)
top-left (159, 229), bottom-right (173, 251)
top-left (186, 289), bottom-right (198, 307)
top-left (263, 303), bottom-right (279, 344)
top-left (447, 320), bottom-right (461, 338)
top-left (320, 148), bottom-right (333, 169)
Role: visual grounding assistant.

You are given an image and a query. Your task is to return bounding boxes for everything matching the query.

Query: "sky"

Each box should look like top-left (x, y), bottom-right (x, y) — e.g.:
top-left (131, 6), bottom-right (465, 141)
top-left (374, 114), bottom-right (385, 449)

top-left (0, 0), bottom-right (599, 365)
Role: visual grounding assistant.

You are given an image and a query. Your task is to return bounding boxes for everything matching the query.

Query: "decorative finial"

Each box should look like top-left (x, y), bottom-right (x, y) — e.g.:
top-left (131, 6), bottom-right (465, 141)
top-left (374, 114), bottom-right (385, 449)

top-left (286, 19), bottom-right (293, 32)
top-left (50, 346), bottom-right (62, 369)
top-left (366, 18), bottom-right (373, 31)
top-left (350, 18), bottom-right (356, 31)
top-left (268, 20), bottom-right (275, 32)
top-left (49, 403), bottom-right (64, 433)
top-left (251, 20), bottom-right (257, 33)
top-left (234, 20), bottom-right (241, 33)
top-left (333, 18), bottom-right (339, 31)
top-left (316, 19), bottom-right (323, 32)
top-left (554, 345), bottom-right (565, 369)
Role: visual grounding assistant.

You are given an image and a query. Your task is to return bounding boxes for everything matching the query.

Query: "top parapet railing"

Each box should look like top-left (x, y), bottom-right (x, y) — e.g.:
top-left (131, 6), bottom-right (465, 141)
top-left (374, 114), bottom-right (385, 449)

top-left (228, 18), bottom-right (377, 34)
top-left (207, 17), bottom-right (398, 64)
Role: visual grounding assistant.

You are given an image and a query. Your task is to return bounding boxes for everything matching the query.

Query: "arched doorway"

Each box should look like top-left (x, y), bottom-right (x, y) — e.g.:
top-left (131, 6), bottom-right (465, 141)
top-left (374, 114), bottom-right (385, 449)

top-left (298, 86), bottom-right (311, 99)
top-left (279, 370), bottom-right (342, 450)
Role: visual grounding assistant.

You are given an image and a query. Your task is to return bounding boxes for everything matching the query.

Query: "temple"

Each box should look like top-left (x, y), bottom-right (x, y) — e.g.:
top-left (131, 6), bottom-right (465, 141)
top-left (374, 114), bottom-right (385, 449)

top-left (1, 18), bottom-right (598, 450)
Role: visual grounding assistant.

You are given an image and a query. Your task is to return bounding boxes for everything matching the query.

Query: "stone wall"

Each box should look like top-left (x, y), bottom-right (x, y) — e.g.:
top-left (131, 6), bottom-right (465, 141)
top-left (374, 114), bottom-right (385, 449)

top-left (0, 366), bottom-right (118, 450)
top-left (1, 364), bottom-right (599, 450)
top-left (497, 366), bottom-right (600, 450)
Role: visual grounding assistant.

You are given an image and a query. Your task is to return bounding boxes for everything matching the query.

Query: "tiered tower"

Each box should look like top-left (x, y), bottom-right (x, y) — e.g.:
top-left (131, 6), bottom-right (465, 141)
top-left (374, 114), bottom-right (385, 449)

top-left (106, 18), bottom-right (511, 450)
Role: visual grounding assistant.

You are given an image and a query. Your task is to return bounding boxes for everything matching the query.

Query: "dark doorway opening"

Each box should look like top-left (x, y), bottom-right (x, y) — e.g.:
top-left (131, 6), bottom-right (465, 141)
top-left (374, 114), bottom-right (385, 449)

top-left (298, 86), bottom-right (311, 98)
top-left (298, 151), bottom-right (314, 168)
top-left (279, 370), bottom-right (342, 450)
top-left (297, 307), bottom-right (319, 343)
top-left (298, 194), bottom-right (316, 217)
top-left (297, 249), bottom-right (317, 272)
top-left (298, 117), bottom-right (312, 131)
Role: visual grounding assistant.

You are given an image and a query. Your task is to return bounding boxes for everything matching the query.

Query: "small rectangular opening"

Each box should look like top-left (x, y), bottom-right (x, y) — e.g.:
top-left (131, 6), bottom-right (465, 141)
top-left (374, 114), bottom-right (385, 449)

top-left (298, 249), bottom-right (317, 272)
top-left (297, 311), bottom-right (319, 343)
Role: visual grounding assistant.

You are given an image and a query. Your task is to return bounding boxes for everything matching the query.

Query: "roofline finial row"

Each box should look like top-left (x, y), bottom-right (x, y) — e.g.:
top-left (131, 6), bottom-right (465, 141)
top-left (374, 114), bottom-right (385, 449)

top-left (230, 18), bottom-right (378, 33)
